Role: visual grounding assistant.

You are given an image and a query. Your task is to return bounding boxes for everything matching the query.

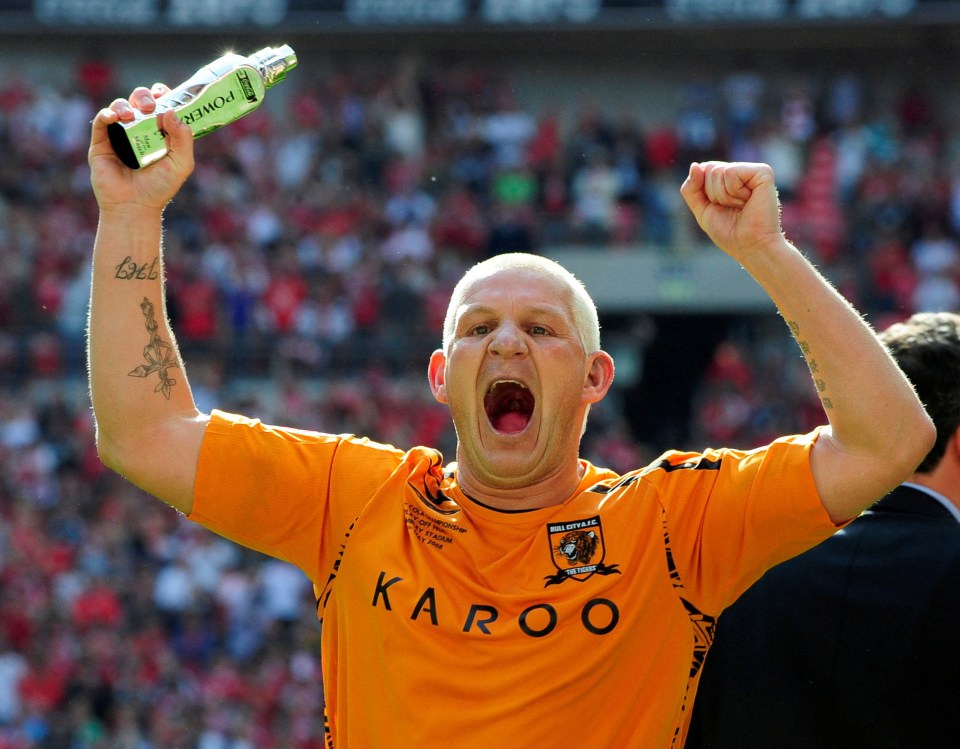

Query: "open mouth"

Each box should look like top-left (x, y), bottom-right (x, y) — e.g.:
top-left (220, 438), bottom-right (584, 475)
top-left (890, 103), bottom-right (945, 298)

top-left (484, 380), bottom-right (535, 434)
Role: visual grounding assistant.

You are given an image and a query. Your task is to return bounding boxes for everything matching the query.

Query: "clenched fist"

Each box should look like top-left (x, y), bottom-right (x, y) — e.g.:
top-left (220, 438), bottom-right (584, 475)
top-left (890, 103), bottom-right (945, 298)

top-left (680, 161), bottom-right (786, 265)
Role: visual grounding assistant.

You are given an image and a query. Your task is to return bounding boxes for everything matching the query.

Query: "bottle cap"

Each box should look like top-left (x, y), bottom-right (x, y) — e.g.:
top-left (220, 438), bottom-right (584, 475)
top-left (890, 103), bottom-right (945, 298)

top-left (251, 45), bottom-right (298, 88)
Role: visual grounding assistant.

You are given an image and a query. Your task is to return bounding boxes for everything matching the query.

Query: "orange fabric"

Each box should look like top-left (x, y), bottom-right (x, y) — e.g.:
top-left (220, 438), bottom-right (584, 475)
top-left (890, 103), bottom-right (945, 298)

top-left (191, 410), bottom-right (838, 749)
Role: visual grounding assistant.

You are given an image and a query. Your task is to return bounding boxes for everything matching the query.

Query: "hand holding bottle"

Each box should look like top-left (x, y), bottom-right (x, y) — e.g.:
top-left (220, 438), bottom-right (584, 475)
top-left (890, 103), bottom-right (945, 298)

top-left (106, 46), bottom-right (297, 169)
top-left (89, 86), bottom-right (196, 215)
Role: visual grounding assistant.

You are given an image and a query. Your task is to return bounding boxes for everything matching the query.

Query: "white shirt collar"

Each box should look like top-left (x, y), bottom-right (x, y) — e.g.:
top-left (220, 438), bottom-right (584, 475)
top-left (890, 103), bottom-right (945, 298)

top-left (902, 481), bottom-right (960, 525)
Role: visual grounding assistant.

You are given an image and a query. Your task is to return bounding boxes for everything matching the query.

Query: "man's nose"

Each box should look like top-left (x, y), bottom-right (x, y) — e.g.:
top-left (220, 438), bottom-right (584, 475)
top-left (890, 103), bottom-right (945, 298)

top-left (488, 322), bottom-right (528, 357)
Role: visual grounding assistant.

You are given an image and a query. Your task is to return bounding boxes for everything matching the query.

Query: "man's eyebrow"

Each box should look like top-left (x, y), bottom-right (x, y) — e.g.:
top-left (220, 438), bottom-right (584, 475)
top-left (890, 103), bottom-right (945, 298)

top-left (458, 303), bottom-right (568, 318)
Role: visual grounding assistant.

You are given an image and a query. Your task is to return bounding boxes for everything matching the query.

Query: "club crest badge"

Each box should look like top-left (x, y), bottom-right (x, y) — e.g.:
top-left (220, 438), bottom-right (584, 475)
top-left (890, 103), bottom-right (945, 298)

top-left (544, 515), bottom-right (621, 586)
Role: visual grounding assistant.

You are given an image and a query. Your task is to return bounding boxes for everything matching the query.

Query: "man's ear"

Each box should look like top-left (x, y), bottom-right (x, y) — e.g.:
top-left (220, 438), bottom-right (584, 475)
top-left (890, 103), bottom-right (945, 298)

top-left (583, 350), bottom-right (615, 405)
top-left (428, 349), bottom-right (448, 403)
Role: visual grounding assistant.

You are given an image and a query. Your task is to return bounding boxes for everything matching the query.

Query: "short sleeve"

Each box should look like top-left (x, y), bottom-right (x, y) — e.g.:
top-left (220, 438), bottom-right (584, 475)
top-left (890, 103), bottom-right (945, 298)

top-left (653, 430), bottom-right (842, 616)
top-left (189, 409), bottom-right (404, 582)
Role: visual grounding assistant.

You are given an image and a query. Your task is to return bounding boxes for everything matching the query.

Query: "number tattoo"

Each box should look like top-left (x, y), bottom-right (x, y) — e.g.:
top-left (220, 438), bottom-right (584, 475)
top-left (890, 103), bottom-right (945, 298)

top-left (114, 256), bottom-right (160, 280)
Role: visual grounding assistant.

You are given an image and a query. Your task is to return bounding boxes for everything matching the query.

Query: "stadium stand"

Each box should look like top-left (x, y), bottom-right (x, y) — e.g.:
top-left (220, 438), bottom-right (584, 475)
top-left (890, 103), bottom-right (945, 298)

top-left (0, 12), bottom-right (958, 746)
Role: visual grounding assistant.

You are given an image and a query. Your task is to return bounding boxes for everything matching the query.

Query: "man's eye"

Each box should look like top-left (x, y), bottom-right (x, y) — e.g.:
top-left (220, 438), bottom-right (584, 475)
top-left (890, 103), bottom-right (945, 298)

top-left (471, 324), bottom-right (490, 335)
top-left (530, 325), bottom-right (549, 335)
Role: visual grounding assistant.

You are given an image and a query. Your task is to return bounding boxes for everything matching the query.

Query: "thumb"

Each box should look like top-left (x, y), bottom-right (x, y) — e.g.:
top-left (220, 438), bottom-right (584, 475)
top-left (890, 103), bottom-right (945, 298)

top-left (679, 162), bottom-right (708, 221)
top-left (159, 110), bottom-right (195, 172)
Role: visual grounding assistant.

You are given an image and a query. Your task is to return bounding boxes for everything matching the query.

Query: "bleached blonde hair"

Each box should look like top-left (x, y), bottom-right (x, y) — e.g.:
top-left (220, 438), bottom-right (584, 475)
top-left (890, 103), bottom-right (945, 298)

top-left (442, 253), bottom-right (601, 355)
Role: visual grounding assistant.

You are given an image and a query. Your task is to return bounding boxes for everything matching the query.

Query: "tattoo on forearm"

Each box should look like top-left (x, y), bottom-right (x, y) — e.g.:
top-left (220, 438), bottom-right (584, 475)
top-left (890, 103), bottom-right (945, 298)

top-left (114, 256), bottom-right (160, 280)
top-left (128, 297), bottom-right (178, 399)
top-left (787, 319), bottom-right (833, 410)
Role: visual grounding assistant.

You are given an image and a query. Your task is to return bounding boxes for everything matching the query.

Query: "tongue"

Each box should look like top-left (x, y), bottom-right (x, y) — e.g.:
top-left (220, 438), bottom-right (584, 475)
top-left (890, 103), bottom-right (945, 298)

top-left (493, 411), bottom-right (529, 433)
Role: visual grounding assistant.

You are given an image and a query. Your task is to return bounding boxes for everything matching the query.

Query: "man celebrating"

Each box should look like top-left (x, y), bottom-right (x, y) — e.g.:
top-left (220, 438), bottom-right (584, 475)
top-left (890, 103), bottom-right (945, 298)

top-left (86, 87), bottom-right (933, 747)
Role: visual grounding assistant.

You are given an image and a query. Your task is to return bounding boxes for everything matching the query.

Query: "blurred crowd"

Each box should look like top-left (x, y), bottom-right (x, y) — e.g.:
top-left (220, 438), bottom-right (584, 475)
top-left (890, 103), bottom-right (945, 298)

top-left (0, 48), bottom-right (958, 747)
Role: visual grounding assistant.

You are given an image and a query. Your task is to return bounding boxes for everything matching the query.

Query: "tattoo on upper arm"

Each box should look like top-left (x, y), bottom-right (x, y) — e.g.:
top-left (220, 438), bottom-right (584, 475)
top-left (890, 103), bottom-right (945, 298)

top-left (128, 297), bottom-right (179, 399)
top-left (114, 256), bottom-right (160, 280)
top-left (787, 318), bottom-right (833, 410)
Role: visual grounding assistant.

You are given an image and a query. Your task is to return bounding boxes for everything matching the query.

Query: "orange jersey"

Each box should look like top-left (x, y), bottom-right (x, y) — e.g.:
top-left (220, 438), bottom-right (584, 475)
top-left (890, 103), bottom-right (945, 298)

top-left (190, 410), bottom-right (839, 749)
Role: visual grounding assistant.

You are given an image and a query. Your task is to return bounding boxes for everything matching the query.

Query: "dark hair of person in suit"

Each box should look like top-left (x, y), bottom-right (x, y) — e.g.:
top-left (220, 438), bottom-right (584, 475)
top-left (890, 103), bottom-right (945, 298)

top-left (879, 312), bottom-right (960, 473)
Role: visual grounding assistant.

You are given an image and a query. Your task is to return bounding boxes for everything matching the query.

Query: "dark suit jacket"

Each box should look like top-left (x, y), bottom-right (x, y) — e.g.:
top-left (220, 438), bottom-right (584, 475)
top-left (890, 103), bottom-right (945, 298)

top-left (687, 484), bottom-right (960, 749)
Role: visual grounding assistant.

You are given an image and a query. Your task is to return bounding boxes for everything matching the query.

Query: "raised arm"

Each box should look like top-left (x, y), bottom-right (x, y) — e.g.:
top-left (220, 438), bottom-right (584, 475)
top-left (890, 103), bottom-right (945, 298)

top-left (87, 88), bottom-right (207, 515)
top-left (680, 161), bottom-right (935, 523)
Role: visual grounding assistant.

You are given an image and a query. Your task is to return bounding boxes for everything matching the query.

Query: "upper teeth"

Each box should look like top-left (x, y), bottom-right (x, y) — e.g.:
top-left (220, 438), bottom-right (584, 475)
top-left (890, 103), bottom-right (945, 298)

top-left (488, 380), bottom-right (526, 395)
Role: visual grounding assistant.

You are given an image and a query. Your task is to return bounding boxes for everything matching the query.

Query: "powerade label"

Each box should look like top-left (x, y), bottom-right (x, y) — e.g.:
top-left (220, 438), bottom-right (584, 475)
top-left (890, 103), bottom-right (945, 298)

top-left (179, 90), bottom-right (238, 126)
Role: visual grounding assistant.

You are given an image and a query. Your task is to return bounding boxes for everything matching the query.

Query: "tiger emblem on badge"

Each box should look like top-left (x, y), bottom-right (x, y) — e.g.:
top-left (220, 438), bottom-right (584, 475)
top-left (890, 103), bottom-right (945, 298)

top-left (544, 515), bottom-right (620, 586)
top-left (557, 530), bottom-right (599, 565)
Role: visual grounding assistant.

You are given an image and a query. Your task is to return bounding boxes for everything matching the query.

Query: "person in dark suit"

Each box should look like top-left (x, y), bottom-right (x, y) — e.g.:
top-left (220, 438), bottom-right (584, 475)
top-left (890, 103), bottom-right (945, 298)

top-left (687, 311), bottom-right (960, 749)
